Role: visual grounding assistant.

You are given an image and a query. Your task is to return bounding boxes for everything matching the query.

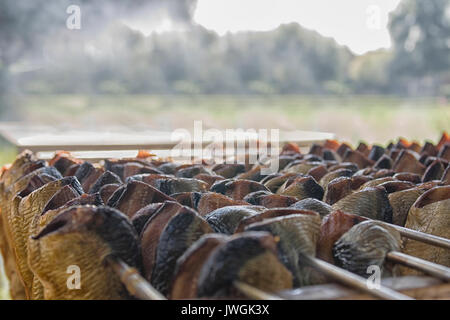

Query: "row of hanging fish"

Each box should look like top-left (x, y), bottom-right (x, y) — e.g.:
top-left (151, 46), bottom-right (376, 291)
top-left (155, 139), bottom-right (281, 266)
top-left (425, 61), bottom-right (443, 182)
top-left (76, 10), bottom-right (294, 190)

top-left (0, 132), bottom-right (449, 300)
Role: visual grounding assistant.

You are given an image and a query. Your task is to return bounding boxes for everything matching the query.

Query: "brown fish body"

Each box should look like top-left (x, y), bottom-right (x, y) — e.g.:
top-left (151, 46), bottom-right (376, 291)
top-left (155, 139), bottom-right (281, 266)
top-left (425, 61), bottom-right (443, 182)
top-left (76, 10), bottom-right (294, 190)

top-left (332, 187), bottom-right (393, 222)
top-left (277, 175), bottom-right (324, 201)
top-left (196, 232), bottom-right (293, 298)
top-left (28, 206), bottom-right (140, 300)
top-left (333, 221), bottom-right (402, 277)
top-left (9, 177), bottom-right (82, 298)
top-left (400, 186), bottom-right (450, 275)
top-left (245, 213), bottom-right (321, 287)
top-left (150, 209), bottom-right (213, 296)
top-left (388, 188), bottom-right (425, 226)
top-left (316, 210), bottom-right (366, 263)
top-left (170, 234), bottom-right (228, 299)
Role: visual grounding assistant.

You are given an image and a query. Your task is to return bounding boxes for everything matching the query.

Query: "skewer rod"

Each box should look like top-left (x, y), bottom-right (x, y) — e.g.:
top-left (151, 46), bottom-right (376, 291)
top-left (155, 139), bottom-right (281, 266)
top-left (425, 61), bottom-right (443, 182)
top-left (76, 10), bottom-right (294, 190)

top-left (386, 252), bottom-right (450, 282)
top-left (308, 257), bottom-right (414, 300)
top-left (378, 222), bottom-right (450, 250)
top-left (107, 257), bottom-right (166, 300)
top-left (234, 282), bottom-right (284, 300)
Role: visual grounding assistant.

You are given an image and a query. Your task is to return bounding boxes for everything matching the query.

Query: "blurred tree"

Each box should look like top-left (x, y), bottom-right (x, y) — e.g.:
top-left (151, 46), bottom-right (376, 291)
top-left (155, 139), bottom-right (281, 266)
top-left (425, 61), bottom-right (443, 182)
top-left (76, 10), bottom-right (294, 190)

top-left (0, 0), bottom-right (197, 115)
top-left (388, 0), bottom-right (450, 94)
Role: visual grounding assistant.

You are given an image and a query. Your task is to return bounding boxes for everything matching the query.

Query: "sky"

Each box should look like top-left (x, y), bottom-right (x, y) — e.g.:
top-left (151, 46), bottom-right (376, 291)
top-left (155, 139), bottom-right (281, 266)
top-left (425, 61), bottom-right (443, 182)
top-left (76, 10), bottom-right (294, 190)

top-left (193, 0), bottom-right (402, 55)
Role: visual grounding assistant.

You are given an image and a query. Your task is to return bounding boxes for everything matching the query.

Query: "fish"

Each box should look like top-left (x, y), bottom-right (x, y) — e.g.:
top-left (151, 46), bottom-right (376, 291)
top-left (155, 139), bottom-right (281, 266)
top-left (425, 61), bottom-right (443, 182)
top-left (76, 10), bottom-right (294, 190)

top-left (332, 187), bottom-right (393, 222)
top-left (189, 192), bottom-right (248, 216)
top-left (98, 184), bottom-right (120, 204)
top-left (196, 231), bottom-right (293, 298)
top-left (374, 155), bottom-right (393, 169)
top-left (205, 205), bottom-right (264, 234)
top-left (263, 173), bottom-right (302, 193)
top-left (243, 191), bottom-right (298, 208)
top-left (150, 208), bottom-right (213, 296)
top-left (356, 177), bottom-right (394, 191)
top-left (400, 186), bottom-right (450, 275)
top-left (107, 180), bottom-right (174, 218)
top-left (140, 201), bottom-right (186, 281)
top-left (211, 179), bottom-right (269, 200)
top-left (290, 198), bottom-right (333, 217)
top-left (323, 177), bottom-right (353, 205)
top-left (245, 213), bottom-right (322, 287)
top-left (276, 175), bottom-right (324, 201)
top-left (130, 203), bottom-right (164, 235)
top-left (9, 177), bottom-right (83, 298)
top-left (393, 172), bottom-right (422, 184)
top-left (284, 161), bottom-right (323, 175)
top-left (307, 165), bottom-right (328, 182)
top-left (28, 205), bottom-right (140, 299)
top-left (319, 169), bottom-right (354, 189)
top-left (88, 171), bottom-right (122, 194)
top-left (437, 143), bottom-right (450, 161)
top-left (74, 162), bottom-right (105, 192)
top-left (170, 234), bottom-right (229, 299)
top-left (193, 173), bottom-right (224, 189)
top-left (342, 150), bottom-right (374, 169)
top-left (48, 151), bottom-right (83, 176)
top-left (333, 220), bottom-right (402, 277)
top-left (368, 145), bottom-right (386, 162)
top-left (235, 208), bottom-right (318, 233)
top-left (422, 160), bottom-right (445, 182)
top-left (153, 177), bottom-right (209, 195)
top-left (175, 164), bottom-right (211, 178)
top-left (388, 188), bottom-right (425, 226)
top-left (316, 210), bottom-right (366, 263)
top-left (392, 150), bottom-right (426, 175)
top-left (211, 163), bottom-right (246, 179)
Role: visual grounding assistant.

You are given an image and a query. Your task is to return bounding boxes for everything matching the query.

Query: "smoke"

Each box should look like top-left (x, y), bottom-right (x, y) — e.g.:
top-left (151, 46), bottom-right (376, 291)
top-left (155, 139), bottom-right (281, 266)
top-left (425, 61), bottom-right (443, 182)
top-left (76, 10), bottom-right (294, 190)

top-left (0, 0), bottom-right (198, 118)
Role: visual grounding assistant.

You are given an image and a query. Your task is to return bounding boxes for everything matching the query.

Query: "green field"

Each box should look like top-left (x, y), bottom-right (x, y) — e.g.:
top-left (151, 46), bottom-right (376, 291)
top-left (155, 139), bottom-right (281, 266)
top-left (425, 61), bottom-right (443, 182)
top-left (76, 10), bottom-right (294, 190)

top-left (0, 94), bottom-right (449, 165)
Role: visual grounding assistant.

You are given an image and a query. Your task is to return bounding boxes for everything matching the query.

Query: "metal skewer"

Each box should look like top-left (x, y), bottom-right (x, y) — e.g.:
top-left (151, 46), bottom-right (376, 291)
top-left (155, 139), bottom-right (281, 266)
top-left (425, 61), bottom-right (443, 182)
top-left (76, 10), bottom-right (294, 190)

top-left (306, 257), bottom-right (414, 300)
top-left (380, 222), bottom-right (450, 250)
top-left (386, 252), bottom-right (450, 282)
top-left (106, 256), bottom-right (166, 300)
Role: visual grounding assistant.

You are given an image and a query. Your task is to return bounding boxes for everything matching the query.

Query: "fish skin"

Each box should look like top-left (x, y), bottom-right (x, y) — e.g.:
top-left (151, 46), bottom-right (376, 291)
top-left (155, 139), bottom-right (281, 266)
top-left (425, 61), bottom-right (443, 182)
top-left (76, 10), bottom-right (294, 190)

top-left (205, 205), bottom-right (263, 234)
top-left (277, 175), bottom-right (324, 201)
top-left (196, 232), bottom-right (293, 298)
top-left (210, 179), bottom-right (269, 200)
top-left (323, 177), bottom-right (353, 205)
top-left (170, 234), bottom-right (228, 299)
top-left (290, 198), bottom-right (333, 217)
top-left (317, 210), bottom-right (366, 263)
top-left (0, 164), bottom-right (61, 299)
top-left (332, 187), bottom-right (393, 222)
top-left (333, 220), bottom-right (402, 277)
top-left (7, 177), bottom-right (81, 298)
top-left (150, 210), bottom-right (213, 296)
top-left (388, 188), bottom-right (425, 226)
top-left (245, 213), bottom-right (321, 287)
top-left (107, 180), bottom-right (174, 218)
top-left (28, 206), bottom-right (140, 300)
top-left (236, 208), bottom-right (317, 234)
top-left (212, 163), bottom-right (246, 179)
top-left (400, 186), bottom-right (450, 275)
top-left (140, 201), bottom-right (185, 280)
top-left (319, 169), bottom-right (354, 189)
